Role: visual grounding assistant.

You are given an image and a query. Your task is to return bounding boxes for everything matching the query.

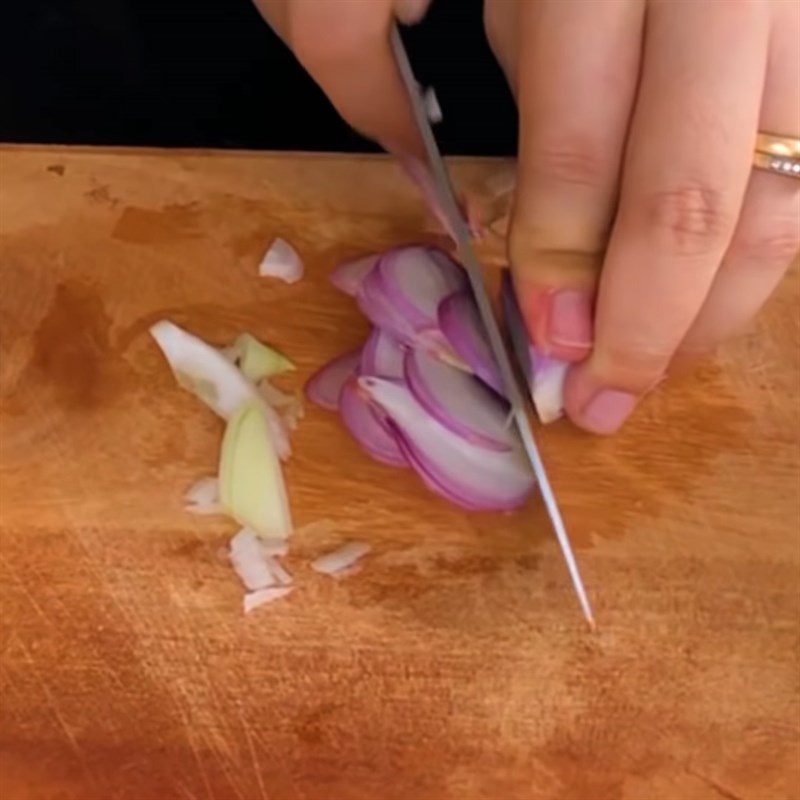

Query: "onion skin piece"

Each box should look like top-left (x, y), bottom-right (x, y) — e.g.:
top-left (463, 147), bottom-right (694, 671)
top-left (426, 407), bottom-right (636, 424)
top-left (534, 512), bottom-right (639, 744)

top-left (330, 254), bottom-right (379, 296)
top-left (243, 586), bottom-right (293, 613)
top-left (305, 350), bottom-right (361, 411)
top-left (219, 400), bottom-right (293, 540)
top-left (311, 541), bottom-right (371, 575)
top-left (360, 377), bottom-right (533, 510)
top-left (500, 270), bottom-right (567, 423)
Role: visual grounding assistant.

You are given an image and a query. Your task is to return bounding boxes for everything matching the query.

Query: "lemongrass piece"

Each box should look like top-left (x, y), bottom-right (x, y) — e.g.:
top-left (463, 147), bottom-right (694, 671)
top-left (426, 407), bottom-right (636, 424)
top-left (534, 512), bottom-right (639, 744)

top-left (150, 320), bottom-right (259, 419)
top-left (235, 333), bottom-right (295, 381)
top-left (311, 541), bottom-right (371, 575)
top-left (184, 476), bottom-right (222, 515)
top-left (258, 237), bottom-right (304, 283)
top-left (229, 527), bottom-right (275, 591)
top-left (243, 586), bottom-right (293, 614)
top-left (220, 401), bottom-right (293, 540)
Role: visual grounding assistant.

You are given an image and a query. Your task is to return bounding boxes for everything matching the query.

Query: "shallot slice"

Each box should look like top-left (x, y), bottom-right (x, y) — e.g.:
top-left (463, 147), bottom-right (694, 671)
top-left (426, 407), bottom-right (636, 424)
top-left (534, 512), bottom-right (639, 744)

top-left (305, 349), bottom-right (361, 411)
top-left (339, 377), bottom-right (407, 467)
top-left (437, 293), bottom-right (503, 395)
top-left (403, 349), bottom-right (513, 451)
top-left (243, 586), bottom-right (293, 614)
top-left (258, 237), bottom-right (304, 283)
top-left (360, 328), bottom-right (405, 379)
top-left (311, 541), bottom-right (371, 575)
top-left (330, 254), bottom-right (379, 296)
top-left (501, 270), bottom-right (567, 423)
top-left (184, 476), bottom-right (222, 515)
top-left (360, 377), bottom-right (533, 510)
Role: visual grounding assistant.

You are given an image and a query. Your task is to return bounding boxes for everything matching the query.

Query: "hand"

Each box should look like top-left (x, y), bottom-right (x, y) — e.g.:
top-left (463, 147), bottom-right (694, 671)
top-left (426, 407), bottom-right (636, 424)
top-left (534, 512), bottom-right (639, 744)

top-left (486, 0), bottom-right (799, 433)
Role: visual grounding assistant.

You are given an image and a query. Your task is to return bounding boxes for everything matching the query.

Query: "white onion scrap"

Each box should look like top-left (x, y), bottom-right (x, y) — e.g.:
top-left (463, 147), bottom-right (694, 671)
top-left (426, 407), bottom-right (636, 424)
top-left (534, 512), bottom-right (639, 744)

top-left (229, 527), bottom-right (275, 591)
top-left (184, 476), bottom-right (222, 515)
top-left (311, 541), bottom-right (371, 576)
top-left (258, 237), bottom-right (304, 283)
top-left (243, 586), bottom-right (293, 614)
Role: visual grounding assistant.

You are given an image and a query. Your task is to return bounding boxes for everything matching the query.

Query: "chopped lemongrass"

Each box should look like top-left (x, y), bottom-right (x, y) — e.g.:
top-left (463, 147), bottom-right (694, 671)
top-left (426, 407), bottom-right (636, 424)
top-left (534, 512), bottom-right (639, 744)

top-left (234, 333), bottom-right (295, 382)
top-left (219, 400), bottom-right (293, 540)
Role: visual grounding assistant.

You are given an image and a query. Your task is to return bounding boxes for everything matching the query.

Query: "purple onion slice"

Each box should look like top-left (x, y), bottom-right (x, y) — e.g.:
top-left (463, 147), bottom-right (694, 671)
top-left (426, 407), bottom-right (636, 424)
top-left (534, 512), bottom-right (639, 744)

top-left (403, 348), bottom-right (513, 452)
top-left (359, 328), bottom-right (405, 379)
top-left (339, 378), bottom-right (408, 467)
top-left (437, 292), bottom-right (504, 395)
top-left (305, 350), bottom-right (361, 411)
top-left (359, 377), bottom-right (533, 510)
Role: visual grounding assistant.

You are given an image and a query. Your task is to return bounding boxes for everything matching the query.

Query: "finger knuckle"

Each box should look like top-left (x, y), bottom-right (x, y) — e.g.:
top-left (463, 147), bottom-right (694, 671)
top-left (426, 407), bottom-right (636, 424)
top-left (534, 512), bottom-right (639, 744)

top-left (728, 220), bottom-right (800, 265)
top-left (595, 342), bottom-right (670, 394)
top-left (642, 184), bottom-right (735, 256)
top-left (529, 139), bottom-right (612, 188)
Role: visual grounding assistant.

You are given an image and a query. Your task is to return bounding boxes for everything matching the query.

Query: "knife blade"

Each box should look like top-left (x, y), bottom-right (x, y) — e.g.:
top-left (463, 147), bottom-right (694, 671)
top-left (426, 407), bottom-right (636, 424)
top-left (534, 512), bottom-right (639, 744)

top-left (390, 25), bottom-right (595, 628)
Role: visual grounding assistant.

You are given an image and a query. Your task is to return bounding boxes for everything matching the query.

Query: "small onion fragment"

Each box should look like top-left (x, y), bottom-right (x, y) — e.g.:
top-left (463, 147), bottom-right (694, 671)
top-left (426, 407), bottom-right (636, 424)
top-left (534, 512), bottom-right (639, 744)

top-left (243, 586), bottom-right (293, 614)
top-left (500, 270), bottom-right (567, 423)
top-left (265, 556), bottom-right (293, 586)
top-left (437, 293), bottom-right (503, 395)
top-left (219, 401), bottom-right (293, 540)
top-left (360, 377), bottom-right (533, 510)
top-left (258, 237), bottom-right (304, 283)
top-left (305, 349), bottom-right (361, 411)
top-left (403, 349), bottom-right (513, 451)
top-left (229, 527), bottom-right (275, 591)
top-left (423, 86), bottom-right (443, 124)
top-left (330, 254), bottom-right (379, 296)
top-left (339, 378), bottom-right (407, 467)
top-left (311, 541), bottom-right (371, 575)
top-left (184, 476), bottom-right (222, 515)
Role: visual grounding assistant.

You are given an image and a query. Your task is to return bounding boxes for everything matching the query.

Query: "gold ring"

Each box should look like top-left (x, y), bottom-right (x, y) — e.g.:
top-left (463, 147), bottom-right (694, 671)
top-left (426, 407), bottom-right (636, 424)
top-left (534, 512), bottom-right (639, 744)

top-left (754, 132), bottom-right (800, 179)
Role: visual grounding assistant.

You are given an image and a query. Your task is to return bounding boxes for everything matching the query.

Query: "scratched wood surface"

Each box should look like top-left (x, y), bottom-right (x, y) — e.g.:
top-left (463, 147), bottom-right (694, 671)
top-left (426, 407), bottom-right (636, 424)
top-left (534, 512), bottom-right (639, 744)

top-left (1, 146), bottom-right (798, 800)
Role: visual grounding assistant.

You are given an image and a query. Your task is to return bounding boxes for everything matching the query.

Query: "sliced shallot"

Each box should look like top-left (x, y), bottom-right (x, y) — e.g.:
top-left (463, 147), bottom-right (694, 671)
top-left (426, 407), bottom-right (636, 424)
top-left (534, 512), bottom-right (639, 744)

top-left (501, 270), bottom-right (567, 423)
top-left (305, 349), bottom-right (361, 411)
top-left (403, 349), bottom-right (513, 451)
top-left (258, 237), bottom-right (304, 283)
top-left (437, 293), bottom-right (503, 395)
top-left (360, 328), bottom-right (405, 379)
top-left (311, 541), bottom-right (371, 575)
top-left (339, 377), bottom-right (407, 467)
top-left (360, 377), bottom-right (533, 510)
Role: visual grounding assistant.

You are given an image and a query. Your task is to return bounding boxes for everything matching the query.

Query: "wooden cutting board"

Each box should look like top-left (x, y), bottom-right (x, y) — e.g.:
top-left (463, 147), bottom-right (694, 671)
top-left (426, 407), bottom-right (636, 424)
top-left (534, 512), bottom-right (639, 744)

top-left (1, 145), bottom-right (798, 800)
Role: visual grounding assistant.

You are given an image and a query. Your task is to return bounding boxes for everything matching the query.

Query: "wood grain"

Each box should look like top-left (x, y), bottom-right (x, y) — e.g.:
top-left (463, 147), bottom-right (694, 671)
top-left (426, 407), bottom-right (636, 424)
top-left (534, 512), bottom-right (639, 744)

top-left (1, 145), bottom-right (798, 800)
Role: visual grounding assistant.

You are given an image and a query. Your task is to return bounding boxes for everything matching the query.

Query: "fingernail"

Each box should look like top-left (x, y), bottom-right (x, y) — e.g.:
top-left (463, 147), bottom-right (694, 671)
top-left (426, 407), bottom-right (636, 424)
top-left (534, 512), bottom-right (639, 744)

top-left (548, 289), bottom-right (593, 350)
top-left (582, 389), bottom-right (637, 435)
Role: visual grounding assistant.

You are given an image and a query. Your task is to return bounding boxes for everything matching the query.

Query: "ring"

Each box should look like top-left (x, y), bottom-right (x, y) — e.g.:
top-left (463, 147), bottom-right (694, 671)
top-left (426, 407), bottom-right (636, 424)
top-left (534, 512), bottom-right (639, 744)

top-left (754, 132), bottom-right (800, 179)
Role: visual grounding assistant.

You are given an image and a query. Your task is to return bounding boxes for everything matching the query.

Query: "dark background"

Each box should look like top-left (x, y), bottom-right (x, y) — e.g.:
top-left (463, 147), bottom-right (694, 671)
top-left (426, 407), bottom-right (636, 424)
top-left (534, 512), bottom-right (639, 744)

top-left (2, 0), bottom-right (517, 155)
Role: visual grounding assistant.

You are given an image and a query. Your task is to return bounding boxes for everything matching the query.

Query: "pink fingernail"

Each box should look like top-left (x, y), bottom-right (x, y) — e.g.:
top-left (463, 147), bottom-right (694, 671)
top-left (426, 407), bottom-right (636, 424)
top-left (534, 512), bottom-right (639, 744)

top-left (582, 389), bottom-right (637, 435)
top-left (548, 289), bottom-right (593, 349)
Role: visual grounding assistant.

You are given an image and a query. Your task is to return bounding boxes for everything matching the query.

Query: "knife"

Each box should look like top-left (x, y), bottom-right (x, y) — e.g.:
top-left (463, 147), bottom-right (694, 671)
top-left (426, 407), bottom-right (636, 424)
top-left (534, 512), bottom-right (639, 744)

top-left (390, 26), bottom-right (595, 628)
